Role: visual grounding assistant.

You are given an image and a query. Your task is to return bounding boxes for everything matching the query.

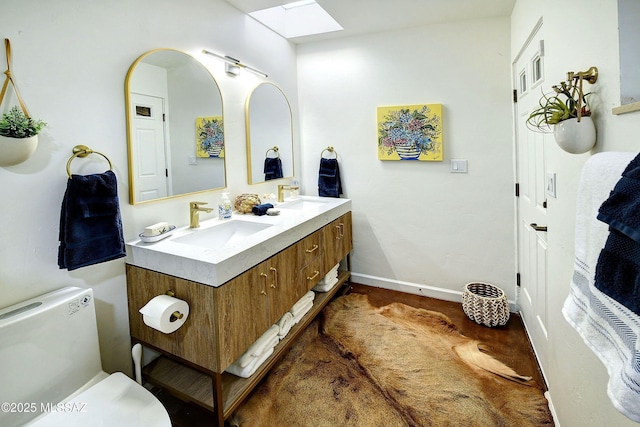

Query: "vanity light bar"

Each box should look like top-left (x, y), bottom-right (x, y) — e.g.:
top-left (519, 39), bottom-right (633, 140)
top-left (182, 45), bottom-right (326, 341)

top-left (202, 49), bottom-right (268, 78)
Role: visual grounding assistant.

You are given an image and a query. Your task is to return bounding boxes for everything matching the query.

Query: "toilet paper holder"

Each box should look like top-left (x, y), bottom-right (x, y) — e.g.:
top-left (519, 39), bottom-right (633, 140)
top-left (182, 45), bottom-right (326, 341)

top-left (170, 311), bottom-right (184, 322)
top-left (165, 290), bottom-right (184, 322)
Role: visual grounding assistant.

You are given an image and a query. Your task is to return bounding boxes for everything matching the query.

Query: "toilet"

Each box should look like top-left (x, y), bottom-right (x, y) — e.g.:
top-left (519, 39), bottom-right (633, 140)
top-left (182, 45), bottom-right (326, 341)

top-left (0, 286), bottom-right (171, 427)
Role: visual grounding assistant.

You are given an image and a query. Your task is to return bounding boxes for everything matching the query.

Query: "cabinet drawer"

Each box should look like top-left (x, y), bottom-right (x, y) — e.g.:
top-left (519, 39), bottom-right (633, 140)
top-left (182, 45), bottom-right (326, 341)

top-left (298, 230), bottom-right (322, 268)
top-left (300, 258), bottom-right (323, 294)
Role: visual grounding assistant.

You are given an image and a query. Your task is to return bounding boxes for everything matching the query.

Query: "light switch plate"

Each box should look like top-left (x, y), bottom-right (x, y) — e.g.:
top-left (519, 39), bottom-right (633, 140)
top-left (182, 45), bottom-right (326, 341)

top-left (546, 172), bottom-right (556, 198)
top-left (450, 159), bottom-right (468, 173)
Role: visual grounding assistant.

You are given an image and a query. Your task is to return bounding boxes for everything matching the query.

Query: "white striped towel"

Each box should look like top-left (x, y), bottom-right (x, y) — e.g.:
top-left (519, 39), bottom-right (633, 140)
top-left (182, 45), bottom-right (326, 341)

top-left (562, 152), bottom-right (640, 422)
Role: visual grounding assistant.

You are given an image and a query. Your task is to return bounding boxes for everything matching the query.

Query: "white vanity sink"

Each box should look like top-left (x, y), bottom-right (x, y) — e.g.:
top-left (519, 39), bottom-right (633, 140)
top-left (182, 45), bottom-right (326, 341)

top-left (126, 196), bottom-right (351, 287)
top-left (277, 198), bottom-right (328, 210)
top-left (173, 220), bottom-right (273, 250)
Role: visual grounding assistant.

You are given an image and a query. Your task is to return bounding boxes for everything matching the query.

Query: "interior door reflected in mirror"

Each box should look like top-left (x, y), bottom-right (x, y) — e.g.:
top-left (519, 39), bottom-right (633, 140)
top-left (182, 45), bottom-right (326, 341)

top-left (125, 48), bottom-right (226, 204)
top-left (245, 82), bottom-right (294, 184)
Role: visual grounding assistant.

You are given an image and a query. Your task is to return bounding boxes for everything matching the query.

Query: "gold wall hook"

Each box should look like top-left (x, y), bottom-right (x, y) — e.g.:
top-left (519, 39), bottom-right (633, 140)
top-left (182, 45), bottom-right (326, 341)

top-left (567, 66), bottom-right (598, 84)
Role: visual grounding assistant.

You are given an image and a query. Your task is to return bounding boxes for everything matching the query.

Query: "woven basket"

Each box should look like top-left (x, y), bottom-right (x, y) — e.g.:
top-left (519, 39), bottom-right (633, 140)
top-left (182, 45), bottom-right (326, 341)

top-left (462, 282), bottom-right (510, 327)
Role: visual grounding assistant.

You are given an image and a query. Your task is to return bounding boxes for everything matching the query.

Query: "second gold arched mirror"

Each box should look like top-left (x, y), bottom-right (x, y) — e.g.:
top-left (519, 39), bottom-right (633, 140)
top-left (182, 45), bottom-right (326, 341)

top-left (126, 48), bottom-right (226, 204)
top-left (245, 82), bottom-right (294, 184)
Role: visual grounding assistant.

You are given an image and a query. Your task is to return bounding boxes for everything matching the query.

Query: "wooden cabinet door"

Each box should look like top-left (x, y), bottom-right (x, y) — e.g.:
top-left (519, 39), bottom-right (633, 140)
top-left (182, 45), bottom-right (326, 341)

top-left (322, 212), bottom-right (352, 271)
top-left (266, 244), bottom-right (299, 325)
top-left (214, 262), bottom-right (270, 371)
top-left (126, 265), bottom-right (219, 372)
top-left (337, 211), bottom-right (353, 260)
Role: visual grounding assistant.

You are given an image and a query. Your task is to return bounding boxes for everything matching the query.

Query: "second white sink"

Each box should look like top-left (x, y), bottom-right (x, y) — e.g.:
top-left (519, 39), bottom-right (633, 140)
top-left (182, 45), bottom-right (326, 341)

top-left (173, 220), bottom-right (272, 250)
top-left (279, 198), bottom-right (328, 210)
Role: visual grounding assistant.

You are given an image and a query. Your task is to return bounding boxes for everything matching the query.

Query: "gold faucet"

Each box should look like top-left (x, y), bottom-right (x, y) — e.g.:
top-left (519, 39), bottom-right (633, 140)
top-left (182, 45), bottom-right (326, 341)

top-left (277, 185), bottom-right (300, 202)
top-left (189, 201), bottom-right (213, 228)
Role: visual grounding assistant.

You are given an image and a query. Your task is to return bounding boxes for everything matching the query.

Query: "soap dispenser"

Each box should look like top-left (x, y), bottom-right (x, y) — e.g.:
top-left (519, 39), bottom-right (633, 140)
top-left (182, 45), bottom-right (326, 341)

top-left (218, 192), bottom-right (232, 220)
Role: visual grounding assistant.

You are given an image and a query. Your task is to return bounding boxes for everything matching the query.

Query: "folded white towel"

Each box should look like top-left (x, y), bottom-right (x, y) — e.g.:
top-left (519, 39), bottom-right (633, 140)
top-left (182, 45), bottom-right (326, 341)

top-left (226, 346), bottom-right (274, 378)
top-left (276, 311), bottom-right (294, 339)
top-left (313, 276), bottom-right (339, 292)
top-left (290, 291), bottom-right (315, 314)
top-left (291, 300), bottom-right (314, 324)
top-left (313, 266), bottom-right (338, 292)
top-left (235, 324), bottom-right (279, 368)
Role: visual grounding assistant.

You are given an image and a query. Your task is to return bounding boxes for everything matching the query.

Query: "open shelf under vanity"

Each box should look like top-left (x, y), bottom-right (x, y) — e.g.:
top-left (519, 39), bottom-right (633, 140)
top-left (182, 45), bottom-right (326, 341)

top-left (142, 270), bottom-right (351, 421)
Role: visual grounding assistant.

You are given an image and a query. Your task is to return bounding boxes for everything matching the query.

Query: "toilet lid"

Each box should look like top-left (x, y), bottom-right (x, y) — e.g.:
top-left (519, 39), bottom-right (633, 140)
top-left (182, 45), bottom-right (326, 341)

top-left (29, 372), bottom-right (171, 427)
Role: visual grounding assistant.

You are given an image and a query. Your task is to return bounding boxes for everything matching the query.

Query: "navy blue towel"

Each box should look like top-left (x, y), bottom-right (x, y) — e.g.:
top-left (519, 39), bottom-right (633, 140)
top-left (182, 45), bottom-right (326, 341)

top-left (264, 157), bottom-right (283, 181)
top-left (318, 158), bottom-right (342, 198)
top-left (58, 170), bottom-right (126, 270)
top-left (252, 203), bottom-right (274, 216)
top-left (598, 152), bottom-right (640, 242)
top-left (595, 152), bottom-right (640, 314)
top-left (595, 229), bottom-right (640, 315)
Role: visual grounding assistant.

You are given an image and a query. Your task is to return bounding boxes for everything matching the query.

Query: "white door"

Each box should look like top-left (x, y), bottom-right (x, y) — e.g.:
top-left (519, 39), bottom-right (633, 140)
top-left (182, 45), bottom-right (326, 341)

top-left (513, 23), bottom-right (549, 375)
top-left (131, 93), bottom-right (168, 201)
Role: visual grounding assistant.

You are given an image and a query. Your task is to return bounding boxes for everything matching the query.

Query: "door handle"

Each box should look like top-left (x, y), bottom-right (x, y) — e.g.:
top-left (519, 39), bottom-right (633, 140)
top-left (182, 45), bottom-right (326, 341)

top-left (530, 223), bottom-right (548, 232)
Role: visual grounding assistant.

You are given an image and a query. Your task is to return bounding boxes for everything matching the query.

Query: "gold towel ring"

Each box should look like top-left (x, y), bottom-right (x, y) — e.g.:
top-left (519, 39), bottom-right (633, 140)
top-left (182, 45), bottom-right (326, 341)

top-left (66, 145), bottom-right (113, 178)
top-left (321, 146), bottom-right (337, 159)
top-left (266, 146), bottom-right (280, 158)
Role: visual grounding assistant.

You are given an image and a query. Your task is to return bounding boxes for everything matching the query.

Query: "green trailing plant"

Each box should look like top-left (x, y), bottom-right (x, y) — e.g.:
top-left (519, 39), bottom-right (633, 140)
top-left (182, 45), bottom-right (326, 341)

top-left (0, 106), bottom-right (47, 138)
top-left (526, 81), bottom-right (591, 133)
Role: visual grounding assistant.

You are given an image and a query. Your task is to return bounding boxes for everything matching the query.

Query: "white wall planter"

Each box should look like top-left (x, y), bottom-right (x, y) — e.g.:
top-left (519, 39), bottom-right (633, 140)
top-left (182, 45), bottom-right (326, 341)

top-left (553, 117), bottom-right (596, 154)
top-left (0, 134), bottom-right (38, 166)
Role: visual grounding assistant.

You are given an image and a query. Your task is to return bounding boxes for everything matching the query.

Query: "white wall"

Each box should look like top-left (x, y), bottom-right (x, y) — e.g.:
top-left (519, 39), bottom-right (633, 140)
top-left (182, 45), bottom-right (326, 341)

top-left (511, 1), bottom-right (640, 426)
top-left (0, 0), bottom-right (299, 374)
top-left (297, 18), bottom-right (516, 301)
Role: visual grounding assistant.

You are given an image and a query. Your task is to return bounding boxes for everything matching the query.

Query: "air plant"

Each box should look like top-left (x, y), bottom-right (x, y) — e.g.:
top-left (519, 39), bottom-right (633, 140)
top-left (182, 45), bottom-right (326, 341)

top-left (526, 81), bottom-right (591, 133)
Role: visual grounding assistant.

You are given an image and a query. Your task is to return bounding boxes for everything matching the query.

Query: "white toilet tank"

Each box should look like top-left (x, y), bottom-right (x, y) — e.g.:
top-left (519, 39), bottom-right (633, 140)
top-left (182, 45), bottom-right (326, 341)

top-left (0, 286), bottom-right (171, 427)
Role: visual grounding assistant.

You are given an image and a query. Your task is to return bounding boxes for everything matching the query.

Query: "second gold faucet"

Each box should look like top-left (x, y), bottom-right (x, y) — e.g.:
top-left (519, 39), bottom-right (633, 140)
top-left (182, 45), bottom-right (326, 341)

top-left (277, 185), bottom-right (300, 202)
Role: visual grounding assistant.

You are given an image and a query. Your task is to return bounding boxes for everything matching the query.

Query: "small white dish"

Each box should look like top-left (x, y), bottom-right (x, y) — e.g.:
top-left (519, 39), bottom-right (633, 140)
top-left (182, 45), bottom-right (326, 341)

top-left (139, 225), bottom-right (176, 243)
top-left (266, 208), bottom-right (280, 216)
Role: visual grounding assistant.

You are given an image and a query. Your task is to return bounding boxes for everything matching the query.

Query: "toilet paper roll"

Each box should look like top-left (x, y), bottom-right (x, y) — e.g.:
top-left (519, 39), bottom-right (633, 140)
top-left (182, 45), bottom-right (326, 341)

top-left (139, 294), bottom-right (189, 334)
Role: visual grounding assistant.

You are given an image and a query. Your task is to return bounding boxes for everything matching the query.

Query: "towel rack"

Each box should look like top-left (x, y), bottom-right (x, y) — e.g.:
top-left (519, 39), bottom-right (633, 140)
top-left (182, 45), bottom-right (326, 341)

top-left (321, 146), bottom-right (338, 159)
top-left (265, 146), bottom-right (280, 158)
top-left (66, 145), bottom-right (113, 178)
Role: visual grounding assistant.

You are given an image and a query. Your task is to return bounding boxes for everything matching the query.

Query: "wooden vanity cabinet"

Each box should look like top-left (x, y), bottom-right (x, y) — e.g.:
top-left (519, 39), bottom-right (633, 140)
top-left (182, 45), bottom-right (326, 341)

top-left (127, 210), bottom-right (352, 425)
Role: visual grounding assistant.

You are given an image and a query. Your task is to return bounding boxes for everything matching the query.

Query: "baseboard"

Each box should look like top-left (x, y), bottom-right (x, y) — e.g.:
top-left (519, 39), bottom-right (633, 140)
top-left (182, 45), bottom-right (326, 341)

top-left (544, 391), bottom-right (561, 427)
top-left (350, 272), bottom-right (518, 312)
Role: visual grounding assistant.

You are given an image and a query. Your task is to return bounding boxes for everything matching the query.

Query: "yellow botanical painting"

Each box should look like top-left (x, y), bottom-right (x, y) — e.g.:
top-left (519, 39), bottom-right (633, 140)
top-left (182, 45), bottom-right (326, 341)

top-left (196, 116), bottom-right (224, 158)
top-left (377, 104), bottom-right (443, 161)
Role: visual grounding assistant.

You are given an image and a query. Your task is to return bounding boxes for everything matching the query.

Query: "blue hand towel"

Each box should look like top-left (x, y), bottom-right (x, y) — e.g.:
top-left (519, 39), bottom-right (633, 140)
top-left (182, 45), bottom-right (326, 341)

top-left (58, 170), bottom-right (126, 270)
top-left (318, 158), bottom-right (342, 198)
top-left (595, 229), bottom-right (640, 315)
top-left (264, 157), bottom-right (283, 181)
top-left (252, 203), bottom-right (274, 216)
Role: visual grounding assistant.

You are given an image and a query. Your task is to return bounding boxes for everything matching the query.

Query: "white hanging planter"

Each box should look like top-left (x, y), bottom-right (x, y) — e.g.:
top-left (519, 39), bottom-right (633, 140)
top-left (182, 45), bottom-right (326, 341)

top-left (0, 134), bottom-right (38, 166)
top-left (553, 117), bottom-right (596, 154)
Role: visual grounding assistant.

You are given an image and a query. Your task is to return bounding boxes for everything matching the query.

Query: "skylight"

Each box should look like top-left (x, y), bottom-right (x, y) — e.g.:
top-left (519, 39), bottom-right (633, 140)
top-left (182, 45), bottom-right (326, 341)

top-left (249, 0), bottom-right (343, 39)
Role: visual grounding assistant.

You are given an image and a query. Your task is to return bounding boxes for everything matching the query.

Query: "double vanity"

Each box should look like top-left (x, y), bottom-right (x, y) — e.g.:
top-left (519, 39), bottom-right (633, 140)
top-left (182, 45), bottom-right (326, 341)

top-left (125, 196), bottom-right (352, 425)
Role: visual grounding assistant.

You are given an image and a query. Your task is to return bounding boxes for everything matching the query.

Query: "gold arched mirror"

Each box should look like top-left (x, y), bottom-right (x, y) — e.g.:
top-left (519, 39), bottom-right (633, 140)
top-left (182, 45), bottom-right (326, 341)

top-left (245, 82), bottom-right (294, 184)
top-left (125, 49), bottom-right (226, 204)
